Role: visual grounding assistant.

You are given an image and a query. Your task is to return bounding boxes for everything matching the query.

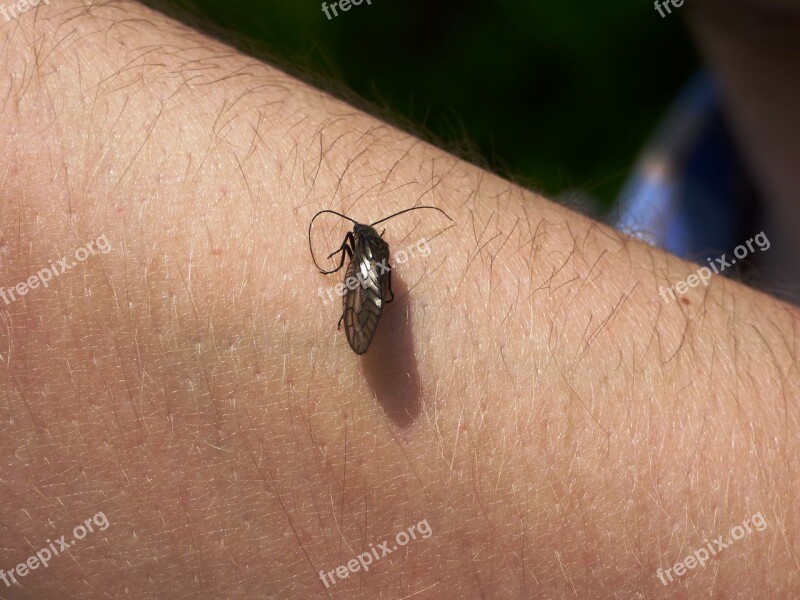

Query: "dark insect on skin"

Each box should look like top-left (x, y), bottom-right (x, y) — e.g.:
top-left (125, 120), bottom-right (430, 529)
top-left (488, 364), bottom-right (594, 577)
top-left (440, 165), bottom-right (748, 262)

top-left (309, 206), bottom-right (452, 355)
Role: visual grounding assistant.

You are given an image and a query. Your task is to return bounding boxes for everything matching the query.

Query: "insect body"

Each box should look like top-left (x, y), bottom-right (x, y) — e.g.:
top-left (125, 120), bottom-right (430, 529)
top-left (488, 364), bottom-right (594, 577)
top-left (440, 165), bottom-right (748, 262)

top-left (309, 206), bottom-right (451, 355)
top-left (340, 224), bottom-right (392, 354)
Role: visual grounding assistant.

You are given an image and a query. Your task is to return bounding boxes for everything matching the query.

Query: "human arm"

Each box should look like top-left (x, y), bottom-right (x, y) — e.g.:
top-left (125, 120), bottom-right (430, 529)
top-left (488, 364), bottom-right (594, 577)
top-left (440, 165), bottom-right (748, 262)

top-left (0, 2), bottom-right (798, 598)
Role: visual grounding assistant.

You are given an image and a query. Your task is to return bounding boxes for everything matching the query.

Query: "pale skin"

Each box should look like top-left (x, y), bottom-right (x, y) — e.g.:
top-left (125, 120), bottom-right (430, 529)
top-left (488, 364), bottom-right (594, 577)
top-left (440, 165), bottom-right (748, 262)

top-left (0, 2), bottom-right (798, 598)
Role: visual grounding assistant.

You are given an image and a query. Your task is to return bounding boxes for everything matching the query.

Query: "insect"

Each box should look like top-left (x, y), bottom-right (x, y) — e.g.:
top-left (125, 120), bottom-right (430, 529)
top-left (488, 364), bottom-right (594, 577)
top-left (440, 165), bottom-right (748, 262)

top-left (309, 206), bottom-right (452, 354)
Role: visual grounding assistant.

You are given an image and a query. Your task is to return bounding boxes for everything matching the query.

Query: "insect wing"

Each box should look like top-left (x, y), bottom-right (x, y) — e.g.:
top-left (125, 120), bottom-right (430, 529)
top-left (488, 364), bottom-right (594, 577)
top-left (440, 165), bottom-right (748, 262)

top-left (342, 236), bottom-right (389, 354)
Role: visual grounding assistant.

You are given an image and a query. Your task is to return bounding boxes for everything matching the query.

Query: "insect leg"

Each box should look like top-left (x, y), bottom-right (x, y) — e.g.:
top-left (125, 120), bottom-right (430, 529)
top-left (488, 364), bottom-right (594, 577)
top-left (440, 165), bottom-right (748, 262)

top-left (385, 268), bottom-right (394, 303)
top-left (319, 231), bottom-right (355, 275)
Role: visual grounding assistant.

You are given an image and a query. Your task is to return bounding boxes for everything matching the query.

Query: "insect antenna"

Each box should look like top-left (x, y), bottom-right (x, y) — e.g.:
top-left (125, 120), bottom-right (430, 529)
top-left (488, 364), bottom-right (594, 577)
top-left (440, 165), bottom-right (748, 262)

top-left (369, 205), bottom-right (452, 227)
top-left (308, 209), bottom-right (361, 272)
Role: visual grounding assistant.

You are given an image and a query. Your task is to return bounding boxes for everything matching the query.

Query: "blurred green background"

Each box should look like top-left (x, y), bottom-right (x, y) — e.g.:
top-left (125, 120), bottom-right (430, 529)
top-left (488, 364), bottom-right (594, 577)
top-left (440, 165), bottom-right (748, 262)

top-left (159, 0), bottom-right (698, 209)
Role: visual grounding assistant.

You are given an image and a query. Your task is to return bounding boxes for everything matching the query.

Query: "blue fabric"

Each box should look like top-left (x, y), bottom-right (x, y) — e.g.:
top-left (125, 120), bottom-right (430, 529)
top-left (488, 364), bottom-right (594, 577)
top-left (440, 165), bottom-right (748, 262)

top-left (613, 72), bottom-right (757, 261)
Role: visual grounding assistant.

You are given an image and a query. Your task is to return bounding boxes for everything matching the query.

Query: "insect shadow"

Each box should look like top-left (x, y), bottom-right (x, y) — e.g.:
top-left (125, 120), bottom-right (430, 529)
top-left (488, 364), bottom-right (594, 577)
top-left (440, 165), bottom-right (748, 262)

top-left (308, 206), bottom-right (452, 355)
top-left (361, 274), bottom-right (420, 427)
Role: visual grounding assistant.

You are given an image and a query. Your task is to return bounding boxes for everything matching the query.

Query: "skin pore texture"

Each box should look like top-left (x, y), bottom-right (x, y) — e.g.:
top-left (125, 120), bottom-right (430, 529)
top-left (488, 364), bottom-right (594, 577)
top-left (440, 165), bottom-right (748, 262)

top-left (0, 1), bottom-right (798, 598)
